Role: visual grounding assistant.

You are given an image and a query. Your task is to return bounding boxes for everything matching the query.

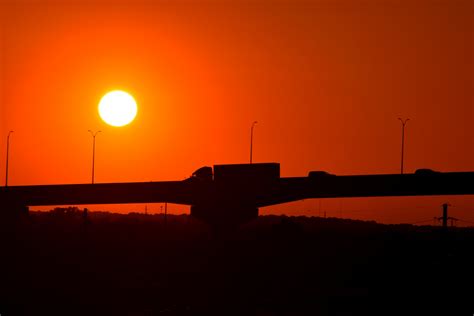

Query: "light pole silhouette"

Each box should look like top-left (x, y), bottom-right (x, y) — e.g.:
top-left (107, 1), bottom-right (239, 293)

top-left (88, 130), bottom-right (101, 184)
top-left (5, 131), bottom-right (13, 187)
top-left (250, 121), bottom-right (258, 164)
top-left (398, 118), bottom-right (409, 174)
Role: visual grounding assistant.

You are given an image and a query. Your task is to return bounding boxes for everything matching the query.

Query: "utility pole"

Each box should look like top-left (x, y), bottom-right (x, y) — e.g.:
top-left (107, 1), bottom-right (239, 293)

top-left (398, 118), bottom-right (409, 174)
top-left (442, 203), bottom-right (449, 228)
top-left (435, 203), bottom-right (457, 229)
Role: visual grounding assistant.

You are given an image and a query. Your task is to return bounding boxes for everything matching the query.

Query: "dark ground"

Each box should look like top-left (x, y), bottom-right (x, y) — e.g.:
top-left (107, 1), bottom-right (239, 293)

top-left (1, 209), bottom-right (473, 315)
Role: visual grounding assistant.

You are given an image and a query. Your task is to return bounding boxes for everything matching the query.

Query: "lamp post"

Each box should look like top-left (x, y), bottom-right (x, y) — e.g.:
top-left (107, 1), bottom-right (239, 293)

top-left (5, 131), bottom-right (13, 187)
top-left (88, 130), bottom-right (101, 184)
top-left (398, 118), bottom-right (409, 174)
top-left (250, 121), bottom-right (258, 164)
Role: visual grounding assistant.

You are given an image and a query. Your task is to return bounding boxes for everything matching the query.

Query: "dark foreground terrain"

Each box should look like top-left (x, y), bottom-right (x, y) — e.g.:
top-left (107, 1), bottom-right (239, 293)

top-left (1, 209), bottom-right (473, 315)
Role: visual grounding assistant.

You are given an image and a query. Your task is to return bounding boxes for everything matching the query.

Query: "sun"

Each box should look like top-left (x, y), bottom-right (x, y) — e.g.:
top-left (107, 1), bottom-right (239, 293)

top-left (98, 90), bottom-right (137, 127)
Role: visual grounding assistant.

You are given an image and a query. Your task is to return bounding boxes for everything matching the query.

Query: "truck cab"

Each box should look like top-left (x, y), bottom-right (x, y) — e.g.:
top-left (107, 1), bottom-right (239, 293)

top-left (191, 166), bottom-right (213, 181)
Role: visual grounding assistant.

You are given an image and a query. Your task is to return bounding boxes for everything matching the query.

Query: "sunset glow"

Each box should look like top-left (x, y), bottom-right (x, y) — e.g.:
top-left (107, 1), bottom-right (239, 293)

top-left (98, 90), bottom-right (137, 127)
top-left (0, 0), bottom-right (472, 223)
top-left (1, 2), bottom-right (473, 313)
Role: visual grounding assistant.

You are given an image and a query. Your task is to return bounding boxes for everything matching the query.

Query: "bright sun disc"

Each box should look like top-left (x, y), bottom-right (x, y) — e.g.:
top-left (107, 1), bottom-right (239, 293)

top-left (98, 90), bottom-right (137, 127)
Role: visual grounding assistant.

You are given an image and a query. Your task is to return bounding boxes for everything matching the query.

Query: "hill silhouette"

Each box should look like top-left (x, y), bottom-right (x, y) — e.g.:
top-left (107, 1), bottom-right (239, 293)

top-left (1, 209), bottom-right (473, 315)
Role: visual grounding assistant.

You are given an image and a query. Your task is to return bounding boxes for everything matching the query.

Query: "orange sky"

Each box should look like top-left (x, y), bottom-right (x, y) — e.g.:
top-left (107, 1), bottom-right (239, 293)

top-left (1, 0), bottom-right (473, 224)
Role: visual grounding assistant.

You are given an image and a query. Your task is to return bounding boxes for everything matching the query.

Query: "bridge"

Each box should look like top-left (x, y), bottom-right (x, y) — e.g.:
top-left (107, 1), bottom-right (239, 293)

top-left (1, 163), bottom-right (473, 225)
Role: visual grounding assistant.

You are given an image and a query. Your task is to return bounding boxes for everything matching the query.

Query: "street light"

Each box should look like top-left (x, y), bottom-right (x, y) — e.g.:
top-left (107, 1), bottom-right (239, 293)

top-left (88, 130), bottom-right (101, 184)
top-left (398, 118), bottom-right (409, 174)
top-left (250, 121), bottom-right (258, 164)
top-left (5, 130), bottom-right (13, 187)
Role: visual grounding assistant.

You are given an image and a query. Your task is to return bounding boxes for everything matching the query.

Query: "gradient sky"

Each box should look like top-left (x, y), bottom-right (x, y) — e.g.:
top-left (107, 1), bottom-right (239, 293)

top-left (1, 0), bottom-right (473, 224)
